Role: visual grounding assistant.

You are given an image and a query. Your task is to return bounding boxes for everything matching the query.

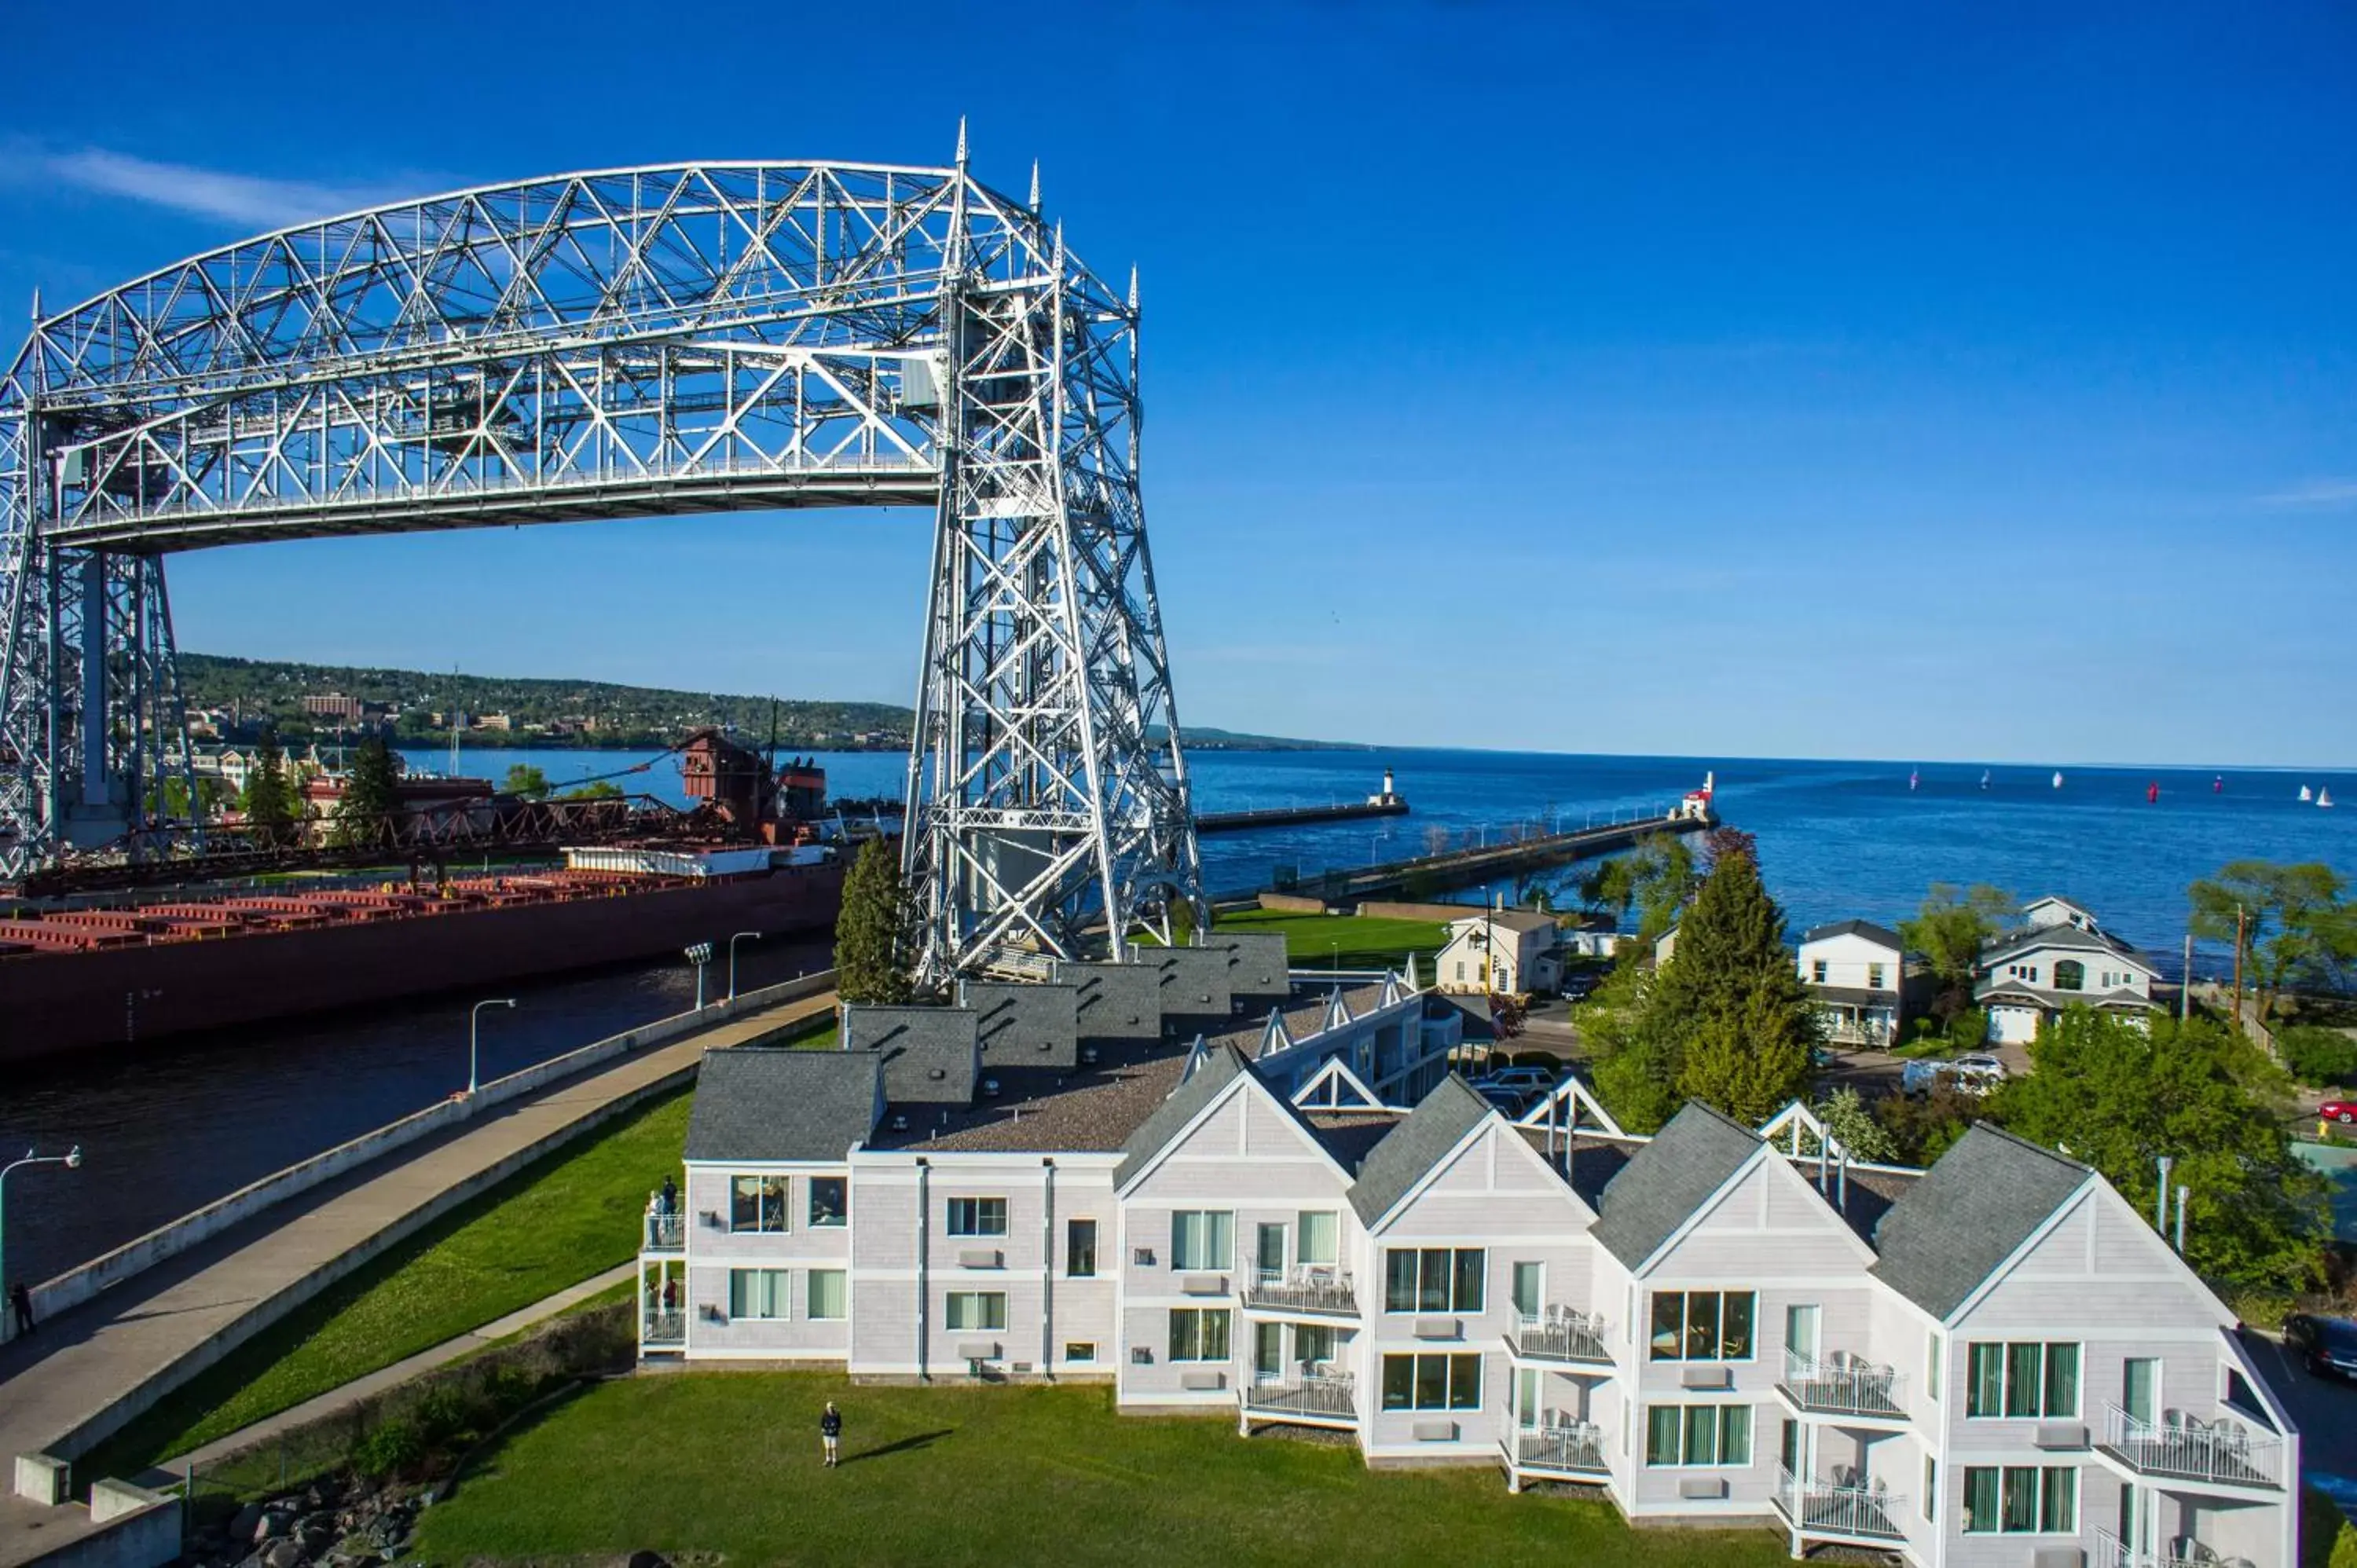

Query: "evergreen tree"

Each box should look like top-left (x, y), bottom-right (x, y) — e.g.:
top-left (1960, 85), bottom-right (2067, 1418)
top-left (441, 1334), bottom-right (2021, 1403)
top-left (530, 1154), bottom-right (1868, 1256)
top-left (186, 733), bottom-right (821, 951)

top-left (332, 735), bottom-right (404, 849)
top-left (834, 838), bottom-right (914, 1005)
top-left (241, 727), bottom-right (296, 846)
top-left (1990, 1009), bottom-right (2326, 1298)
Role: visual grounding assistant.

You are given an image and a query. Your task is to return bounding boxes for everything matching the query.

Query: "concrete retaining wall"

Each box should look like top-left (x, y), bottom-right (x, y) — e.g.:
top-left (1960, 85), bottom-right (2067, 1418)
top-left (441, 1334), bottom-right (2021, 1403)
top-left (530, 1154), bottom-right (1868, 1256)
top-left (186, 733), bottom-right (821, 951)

top-left (1254, 892), bottom-right (1329, 914)
top-left (12, 971), bottom-right (836, 1344)
top-left (13, 1494), bottom-right (178, 1568)
top-left (1354, 899), bottom-right (1485, 923)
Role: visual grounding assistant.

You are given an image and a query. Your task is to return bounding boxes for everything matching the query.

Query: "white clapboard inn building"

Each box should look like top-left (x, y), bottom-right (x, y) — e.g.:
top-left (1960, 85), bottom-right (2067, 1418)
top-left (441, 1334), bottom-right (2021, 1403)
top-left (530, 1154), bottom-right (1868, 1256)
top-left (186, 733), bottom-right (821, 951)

top-left (1974, 898), bottom-right (2161, 1046)
top-left (1795, 918), bottom-right (1911, 1047)
top-left (640, 940), bottom-right (2297, 1568)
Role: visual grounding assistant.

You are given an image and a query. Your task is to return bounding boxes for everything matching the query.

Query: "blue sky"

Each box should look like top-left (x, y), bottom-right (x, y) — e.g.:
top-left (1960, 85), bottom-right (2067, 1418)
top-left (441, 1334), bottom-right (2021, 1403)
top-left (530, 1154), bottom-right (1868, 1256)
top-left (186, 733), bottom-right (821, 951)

top-left (3, 1), bottom-right (2353, 766)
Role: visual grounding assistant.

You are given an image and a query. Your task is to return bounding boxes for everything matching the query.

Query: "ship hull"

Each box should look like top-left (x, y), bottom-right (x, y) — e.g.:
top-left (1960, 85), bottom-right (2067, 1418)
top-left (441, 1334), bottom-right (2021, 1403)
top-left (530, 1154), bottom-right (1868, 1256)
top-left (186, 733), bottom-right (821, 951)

top-left (0, 862), bottom-right (843, 1065)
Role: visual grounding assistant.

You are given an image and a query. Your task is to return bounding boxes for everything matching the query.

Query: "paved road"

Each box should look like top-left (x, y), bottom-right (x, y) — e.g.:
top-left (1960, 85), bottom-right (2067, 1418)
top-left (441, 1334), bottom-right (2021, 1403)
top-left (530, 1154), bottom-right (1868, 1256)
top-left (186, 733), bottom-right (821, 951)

top-left (0, 990), bottom-right (831, 1566)
top-left (2243, 1327), bottom-right (2357, 1526)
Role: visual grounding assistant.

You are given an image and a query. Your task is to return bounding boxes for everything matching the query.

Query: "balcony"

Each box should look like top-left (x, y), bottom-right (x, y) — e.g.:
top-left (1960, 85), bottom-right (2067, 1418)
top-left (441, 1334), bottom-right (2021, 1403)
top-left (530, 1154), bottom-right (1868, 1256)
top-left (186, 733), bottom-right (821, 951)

top-left (1241, 1373), bottom-right (1357, 1426)
top-left (1772, 1466), bottom-right (1905, 1543)
top-left (2097, 1405), bottom-right (2282, 1492)
top-left (1239, 1268), bottom-right (1360, 1318)
top-left (1505, 1309), bottom-right (1613, 1365)
top-left (1776, 1350), bottom-right (1906, 1421)
top-left (643, 1211), bottom-right (685, 1252)
top-left (641, 1307), bottom-right (686, 1347)
top-left (2092, 1528), bottom-right (2261, 1568)
top-left (1509, 1421), bottom-right (1609, 1477)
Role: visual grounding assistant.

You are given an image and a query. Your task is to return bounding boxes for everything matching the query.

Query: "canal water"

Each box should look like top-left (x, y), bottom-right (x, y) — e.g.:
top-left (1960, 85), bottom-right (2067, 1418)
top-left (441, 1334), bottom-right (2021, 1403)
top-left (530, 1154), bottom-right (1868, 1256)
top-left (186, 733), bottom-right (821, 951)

top-left (4, 745), bottom-right (2350, 1290)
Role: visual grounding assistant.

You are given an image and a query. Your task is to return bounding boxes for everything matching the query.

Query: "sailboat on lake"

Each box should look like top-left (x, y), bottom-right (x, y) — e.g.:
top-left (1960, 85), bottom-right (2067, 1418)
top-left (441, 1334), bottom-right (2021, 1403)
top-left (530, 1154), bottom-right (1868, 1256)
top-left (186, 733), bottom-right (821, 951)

top-left (2322, 787), bottom-right (2337, 809)
top-left (2300, 784), bottom-right (2314, 802)
top-left (2052, 771), bottom-right (2064, 789)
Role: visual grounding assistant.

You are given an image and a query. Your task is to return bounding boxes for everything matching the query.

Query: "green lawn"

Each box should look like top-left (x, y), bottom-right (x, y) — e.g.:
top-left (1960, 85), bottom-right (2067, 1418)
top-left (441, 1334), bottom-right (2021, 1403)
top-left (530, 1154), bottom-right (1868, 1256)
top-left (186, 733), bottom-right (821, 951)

top-left (413, 1373), bottom-right (1789, 1568)
top-left (85, 1086), bottom-right (691, 1477)
top-left (1208, 907), bottom-right (1452, 972)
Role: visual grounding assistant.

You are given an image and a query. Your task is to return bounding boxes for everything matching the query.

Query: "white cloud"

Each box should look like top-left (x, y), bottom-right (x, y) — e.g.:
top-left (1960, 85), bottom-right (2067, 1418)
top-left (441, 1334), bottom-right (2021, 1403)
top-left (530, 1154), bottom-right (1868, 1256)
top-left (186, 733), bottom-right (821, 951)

top-left (32, 146), bottom-right (390, 229)
top-left (2256, 478), bottom-right (2357, 510)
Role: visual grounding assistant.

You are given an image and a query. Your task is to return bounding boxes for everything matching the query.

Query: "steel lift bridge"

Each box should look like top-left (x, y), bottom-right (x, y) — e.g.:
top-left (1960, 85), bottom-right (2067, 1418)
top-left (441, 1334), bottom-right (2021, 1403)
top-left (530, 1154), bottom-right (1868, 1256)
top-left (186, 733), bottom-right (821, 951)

top-left (0, 134), bottom-right (1205, 984)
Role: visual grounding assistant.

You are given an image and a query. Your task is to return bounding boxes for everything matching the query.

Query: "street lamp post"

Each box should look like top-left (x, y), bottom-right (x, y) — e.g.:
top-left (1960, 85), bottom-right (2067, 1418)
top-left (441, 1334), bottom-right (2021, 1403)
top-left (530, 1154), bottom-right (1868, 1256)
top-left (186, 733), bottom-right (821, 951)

top-left (728, 931), bottom-right (761, 1002)
top-left (2, 1145), bottom-right (82, 1332)
top-left (468, 998), bottom-right (517, 1097)
top-left (685, 943), bottom-right (714, 1010)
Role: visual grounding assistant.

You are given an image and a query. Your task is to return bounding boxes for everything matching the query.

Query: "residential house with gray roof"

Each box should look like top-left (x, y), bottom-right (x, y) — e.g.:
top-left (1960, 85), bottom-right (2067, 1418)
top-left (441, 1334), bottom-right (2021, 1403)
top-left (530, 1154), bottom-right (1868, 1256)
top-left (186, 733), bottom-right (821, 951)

top-left (1974, 902), bottom-right (2159, 1045)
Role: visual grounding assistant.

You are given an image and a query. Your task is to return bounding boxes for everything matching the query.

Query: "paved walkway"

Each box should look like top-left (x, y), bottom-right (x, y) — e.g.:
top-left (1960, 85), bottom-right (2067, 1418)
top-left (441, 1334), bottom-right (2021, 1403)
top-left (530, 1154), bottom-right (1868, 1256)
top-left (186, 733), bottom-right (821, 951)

top-left (0, 992), bottom-right (831, 1566)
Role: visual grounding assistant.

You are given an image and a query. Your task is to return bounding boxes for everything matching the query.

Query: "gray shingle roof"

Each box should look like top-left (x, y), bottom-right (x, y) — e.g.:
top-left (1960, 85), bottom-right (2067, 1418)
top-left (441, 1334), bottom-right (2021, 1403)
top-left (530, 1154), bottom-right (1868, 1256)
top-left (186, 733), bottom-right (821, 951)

top-left (1589, 1102), bottom-right (1763, 1269)
top-left (1802, 918), bottom-right (1905, 949)
top-left (1113, 1041), bottom-right (1252, 1188)
top-left (1981, 921), bottom-right (2143, 966)
top-left (685, 1047), bottom-right (882, 1163)
top-left (1870, 1123), bottom-right (2091, 1320)
top-left (845, 1005), bottom-right (980, 1105)
top-left (1062, 961), bottom-right (1164, 1044)
top-left (1348, 1075), bottom-right (1495, 1225)
top-left (965, 981), bottom-right (1079, 1068)
top-left (1209, 932), bottom-right (1292, 1002)
top-left (1449, 908), bottom-right (1558, 936)
top-left (1155, 947), bottom-right (1237, 1022)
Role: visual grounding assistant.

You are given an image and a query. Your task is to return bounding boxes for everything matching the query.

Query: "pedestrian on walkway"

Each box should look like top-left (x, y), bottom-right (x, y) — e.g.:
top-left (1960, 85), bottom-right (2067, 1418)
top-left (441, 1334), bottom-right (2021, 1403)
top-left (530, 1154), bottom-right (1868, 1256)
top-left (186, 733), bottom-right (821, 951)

top-left (8, 1281), bottom-right (33, 1337)
top-left (820, 1401), bottom-right (842, 1467)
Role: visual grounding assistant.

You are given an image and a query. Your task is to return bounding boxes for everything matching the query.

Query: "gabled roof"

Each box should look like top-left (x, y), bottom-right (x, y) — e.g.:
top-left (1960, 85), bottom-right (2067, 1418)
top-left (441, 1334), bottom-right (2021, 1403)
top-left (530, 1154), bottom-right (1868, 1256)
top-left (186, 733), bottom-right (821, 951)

top-left (1870, 1123), bottom-right (2092, 1321)
top-left (1801, 918), bottom-right (1904, 950)
top-left (1446, 909), bottom-right (1558, 936)
top-left (1113, 1041), bottom-right (1253, 1188)
top-left (845, 1005), bottom-right (979, 1105)
top-left (1981, 921), bottom-right (2146, 967)
top-left (686, 1047), bottom-right (882, 1163)
top-left (965, 981), bottom-right (1079, 1068)
top-left (1208, 932), bottom-right (1292, 1002)
top-left (1061, 961), bottom-right (1164, 1043)
top-left (1589, 1101), bottom-right (1762, 1269)
top-left (1154, 946), bottom-right (1236, 1019)
top-left (1348, 1075), bottom-right (1495, 1225)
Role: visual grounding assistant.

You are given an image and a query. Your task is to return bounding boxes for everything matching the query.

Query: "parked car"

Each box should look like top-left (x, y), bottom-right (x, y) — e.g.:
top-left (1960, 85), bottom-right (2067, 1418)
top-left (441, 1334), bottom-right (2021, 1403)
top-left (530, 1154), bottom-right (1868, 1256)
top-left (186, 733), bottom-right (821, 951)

top-left (1477, 1085), bottom-right (1534, 1117)
top-left (2319, 1098), bottom-right (2356, 1126)
top-left (1561, 972), bottom-right (1603, 1002)
top-left (2282, 1313), bottom-right (2357, 1382)
top-left (1901, 1056), bottom-right (2009, 1097)
top-left (1476, 1065), bottom-right (1560, 1095)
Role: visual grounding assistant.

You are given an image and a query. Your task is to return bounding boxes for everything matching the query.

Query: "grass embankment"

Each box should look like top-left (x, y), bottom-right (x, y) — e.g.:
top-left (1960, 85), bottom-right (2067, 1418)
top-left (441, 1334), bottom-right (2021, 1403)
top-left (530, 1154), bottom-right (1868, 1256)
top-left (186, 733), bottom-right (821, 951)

top-left (1208, 907), bottom-right (1451, 972)
top-left (85, 1086), bottom-right (691, 1478)
top-left (414, 1374), bottom-right (1787, 1568)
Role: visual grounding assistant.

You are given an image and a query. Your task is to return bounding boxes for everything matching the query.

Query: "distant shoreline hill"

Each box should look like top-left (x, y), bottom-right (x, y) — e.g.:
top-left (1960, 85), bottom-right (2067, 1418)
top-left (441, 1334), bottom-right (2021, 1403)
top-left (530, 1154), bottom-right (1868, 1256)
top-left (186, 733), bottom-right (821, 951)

top-left (176, 654), bottom-right (1357, 754)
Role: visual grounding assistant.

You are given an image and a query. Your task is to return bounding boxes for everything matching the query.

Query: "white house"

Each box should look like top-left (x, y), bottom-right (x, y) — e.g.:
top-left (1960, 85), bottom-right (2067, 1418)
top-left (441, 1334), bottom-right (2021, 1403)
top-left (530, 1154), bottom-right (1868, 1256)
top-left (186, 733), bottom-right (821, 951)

top-left (1797, 919), bottom-right (1909, 1048)
top-left (652, 982), bottom-right (2299, 1568)
top-left (1974, 903), bottom-right (2159, 1046)
top-left (1435, 908), bottom-right (1563, 996)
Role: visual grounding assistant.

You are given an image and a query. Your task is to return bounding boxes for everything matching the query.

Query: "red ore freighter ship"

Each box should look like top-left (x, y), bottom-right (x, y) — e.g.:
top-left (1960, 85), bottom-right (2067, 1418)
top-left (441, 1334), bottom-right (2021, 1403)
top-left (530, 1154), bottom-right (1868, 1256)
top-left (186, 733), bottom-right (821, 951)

top-left (0, 731), bottom-right (847, 1065)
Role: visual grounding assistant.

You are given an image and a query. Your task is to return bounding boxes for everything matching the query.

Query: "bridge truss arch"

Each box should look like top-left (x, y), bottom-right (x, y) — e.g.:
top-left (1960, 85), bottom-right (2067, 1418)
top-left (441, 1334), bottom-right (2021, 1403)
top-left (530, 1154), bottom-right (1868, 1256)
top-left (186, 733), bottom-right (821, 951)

top-left (0, 143), bottom-right (1204, 980)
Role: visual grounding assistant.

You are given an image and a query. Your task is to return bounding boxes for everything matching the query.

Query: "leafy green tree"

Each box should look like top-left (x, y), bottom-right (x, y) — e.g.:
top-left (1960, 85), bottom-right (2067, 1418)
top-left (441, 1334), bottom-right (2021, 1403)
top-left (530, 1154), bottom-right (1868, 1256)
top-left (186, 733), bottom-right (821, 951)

top-left (1578, 833), bottom-right (1699, 950)
top-left (1583, 961), bottom-right (1680, 1134)
top-left (1900, 883), bottom-right (2018, 1024)
top-left (1873, 1079), bottom-right (1980, 1165)
top-left (240, 727), bottom-right (297, 845)
top-left (503, 764), bottom-right (552, 799)
top-left (1989, 1009), bottom-right (2327, 1298)
top-left (560, 779), bottom-right (625, 801)
top-left (834, 838), bottom-right (914, 1005)
top-left (1810, 1086), bottom-right (1900, 1163)
top-left (332, 735), bottom-right (404, 849)
top-left (2188, 860), bottom-right (2355, 1024)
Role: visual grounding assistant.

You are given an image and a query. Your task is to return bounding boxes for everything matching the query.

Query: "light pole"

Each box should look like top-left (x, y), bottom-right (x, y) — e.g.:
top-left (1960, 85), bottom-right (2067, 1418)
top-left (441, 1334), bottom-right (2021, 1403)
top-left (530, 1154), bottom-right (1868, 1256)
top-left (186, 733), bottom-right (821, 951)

top-left (728, 931), bottom-right (761, 1001)
top-left (685, 943), bottom-right (714, 1010)
top-left (468, 998), bottom-right (516, 1097)
top-left (2, 1145), bottom-right (82, 1328)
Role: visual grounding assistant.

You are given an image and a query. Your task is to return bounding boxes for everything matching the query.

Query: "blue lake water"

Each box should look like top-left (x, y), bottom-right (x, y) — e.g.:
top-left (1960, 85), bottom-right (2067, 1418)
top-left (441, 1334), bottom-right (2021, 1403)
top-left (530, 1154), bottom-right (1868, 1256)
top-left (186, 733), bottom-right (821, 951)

top-left (410, 746), bottom-right (2355, 974)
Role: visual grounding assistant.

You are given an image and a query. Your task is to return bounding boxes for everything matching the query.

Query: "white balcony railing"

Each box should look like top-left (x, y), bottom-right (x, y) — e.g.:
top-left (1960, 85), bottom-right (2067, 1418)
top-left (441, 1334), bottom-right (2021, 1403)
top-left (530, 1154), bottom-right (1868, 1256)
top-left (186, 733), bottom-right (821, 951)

top-left (2093, 1526), bottom-right (2260, 1568)
top-left (1513, 1421), bottom-right (1608, 1474)
top-left (2099, 1405), bottom-right (2282, 1490)
top-left (641, 1307), bottom-right (686, 1345)
top-left (1242, 1372), bottom-right (1356, 1420)
top-left (643, 1211), bottom-right (685, 1251)
top-left (1507, 1308), bottom-right (1612, 1364)
top-left (1778, 1349), bottom-right (1906, 1420)
top-left (1774, 1465), bottom-right (1905, 1541)
top-left (1240, 1268), bottom-right (1359, 1316)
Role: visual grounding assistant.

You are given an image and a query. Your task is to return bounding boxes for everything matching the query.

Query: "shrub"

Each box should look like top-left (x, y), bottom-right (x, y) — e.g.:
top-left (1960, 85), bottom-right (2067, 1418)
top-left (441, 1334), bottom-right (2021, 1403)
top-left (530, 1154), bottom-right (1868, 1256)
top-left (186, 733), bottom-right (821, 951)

top-left (2330, 1517), bottom-right (2357, 1568)
top-left (353, 1418), bottom-right (424, 1479)
top-left (2279, 1025), bottom-right (2357, 1089)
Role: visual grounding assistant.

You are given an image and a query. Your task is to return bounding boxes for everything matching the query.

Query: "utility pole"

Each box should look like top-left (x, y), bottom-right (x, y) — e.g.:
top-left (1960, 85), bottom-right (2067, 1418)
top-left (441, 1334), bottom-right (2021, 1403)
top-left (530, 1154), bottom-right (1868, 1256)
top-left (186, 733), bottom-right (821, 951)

top-left (2232, 904), bottom-right (2248, 1028)
top-left (2180, 932), bottom-right (2193, 1024)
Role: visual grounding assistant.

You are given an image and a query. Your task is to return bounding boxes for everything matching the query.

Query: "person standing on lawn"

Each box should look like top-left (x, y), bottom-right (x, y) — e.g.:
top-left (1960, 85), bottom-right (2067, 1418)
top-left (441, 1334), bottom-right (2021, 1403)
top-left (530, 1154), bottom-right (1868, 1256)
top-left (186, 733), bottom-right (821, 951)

top-left (820, 1401), bottom-right (843, 1467)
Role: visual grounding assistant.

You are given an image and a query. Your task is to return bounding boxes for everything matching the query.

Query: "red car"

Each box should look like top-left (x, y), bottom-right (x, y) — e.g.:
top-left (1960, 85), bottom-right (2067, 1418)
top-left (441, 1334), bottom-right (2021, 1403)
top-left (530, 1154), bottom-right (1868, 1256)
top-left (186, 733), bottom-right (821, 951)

top-left (2322, 1099), bottom-right (2357, 1126)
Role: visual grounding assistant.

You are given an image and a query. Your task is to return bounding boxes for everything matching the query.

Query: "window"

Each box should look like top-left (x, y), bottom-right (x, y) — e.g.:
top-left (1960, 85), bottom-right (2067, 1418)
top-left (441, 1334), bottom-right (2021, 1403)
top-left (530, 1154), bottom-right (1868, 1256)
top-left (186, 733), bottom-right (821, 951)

top-left (1066, 1218), bottom-right (1098, 1278)
top-left (807, 1176), bottom-right (848, 1227)
top-left (1296, 1324), bottom-right (1338, 1368)
top-left (946, 1291), bottom-right (1007, 1331)
top-left (730, 1175), bottom-right (789, 1233)
top-left (1168, 1307), bottom-right (1231, 1361)
top-left (1648, 1290), bottom-right (1756, 1361)
top-left (728, 1268), bottom-right (790, 1319)
top-left (1065, 1341), bottom-right (1098, 1364)
top-left (1967, 1342), bottom-right (2079, 1419)
top-left (1812, 959), bottom-right (1828, 983)
top-left (805, 1269), bottom-right (847, 1321)
top-left (1455, 961), bottom-right (1466, 981)
top-left (1297, 1211), bottom-right (1339, 1267)
top-left (1868, 962), bottom-right (1886, 989)
top-left (2123, 1357), bottom-right (2158, 1425)
top-left (1512, 1262), bottom-right (1543, 1321)
top-left (1963, 1467), bottom-right (2076, 1534)
top-left (2053, 958), bottom-right (2085, 991)
top-left (1516, 1367), bottom-right (1541, 1428)
top-left (947, 1197), bottom-right (1007, 1237)
top-left (1380, 1353), bottom-right (1483, 1411)
top-left (1171, 1211), bottom-right (1234, 1271)
top-left (1923, 1457), bottom-right (1937, 1522)
top-left (1384, 1248), bottom-right (1485, 1313)
top-left (1643, 1404), bottom-right (1753, 1467)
